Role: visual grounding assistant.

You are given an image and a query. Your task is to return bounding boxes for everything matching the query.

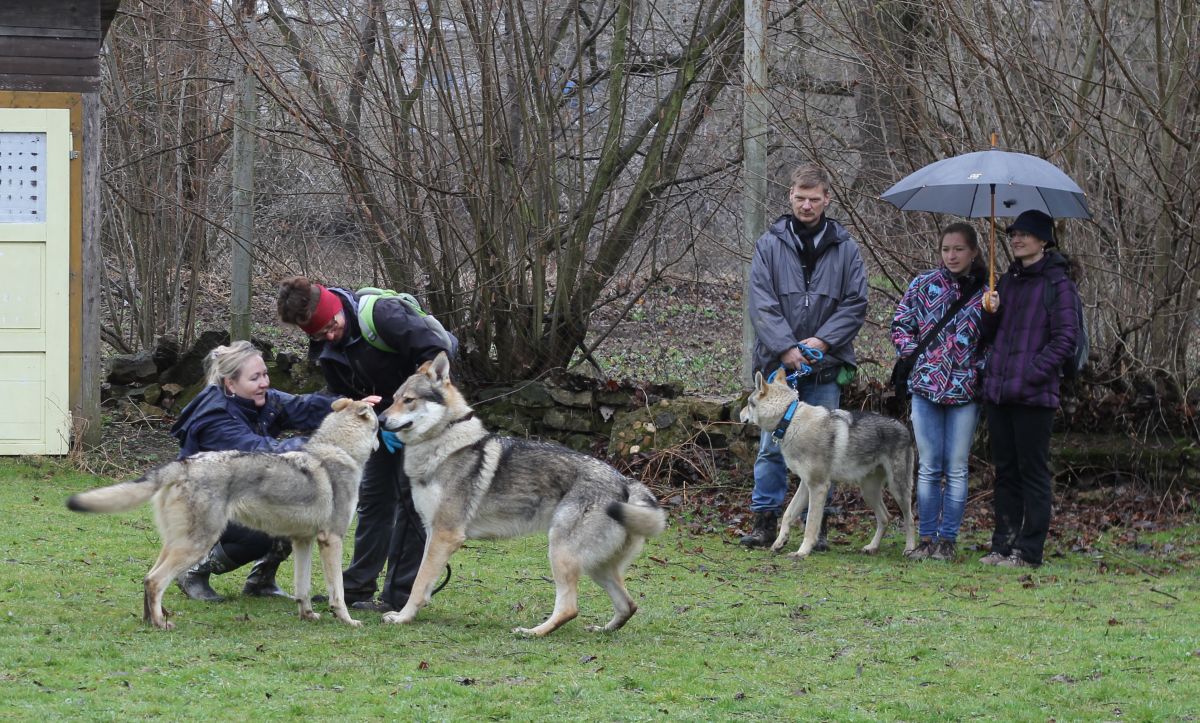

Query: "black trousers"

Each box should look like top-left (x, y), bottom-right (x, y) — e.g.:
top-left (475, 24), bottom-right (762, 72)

top-left (219, 523), bottom-right (273, 568)
top-left (341, 445), bottom-right (427, 608)
top-left (985, 403), bottom-right (1056, 565)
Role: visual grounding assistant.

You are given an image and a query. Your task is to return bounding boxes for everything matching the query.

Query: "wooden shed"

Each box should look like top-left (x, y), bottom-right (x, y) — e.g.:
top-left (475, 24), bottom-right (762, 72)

top-left (0, 0), bottom-right (120, 453)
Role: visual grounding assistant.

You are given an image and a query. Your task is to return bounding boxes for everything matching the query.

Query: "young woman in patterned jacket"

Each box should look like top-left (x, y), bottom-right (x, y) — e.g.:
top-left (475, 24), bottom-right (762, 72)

top-left (891, 222), bottom-right (987, 562)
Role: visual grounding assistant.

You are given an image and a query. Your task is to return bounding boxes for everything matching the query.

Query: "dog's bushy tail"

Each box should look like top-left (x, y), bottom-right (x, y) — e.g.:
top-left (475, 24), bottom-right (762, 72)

top-left (606, 490), bottom-right (668, 538)
top-left (66, 464), bottom-right (175, 514)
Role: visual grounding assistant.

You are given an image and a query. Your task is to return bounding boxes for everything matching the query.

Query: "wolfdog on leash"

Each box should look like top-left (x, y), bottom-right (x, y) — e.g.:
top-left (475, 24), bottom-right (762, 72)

top-left (376, 351), bottom-right (667, 636)
top-left (67, 399), bottom-right (378, 630)
top-left (740, 370), bottom-right (916, 558)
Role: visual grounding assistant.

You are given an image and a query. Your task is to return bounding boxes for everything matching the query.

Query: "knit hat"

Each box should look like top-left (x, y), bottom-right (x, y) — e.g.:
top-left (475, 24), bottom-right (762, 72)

top-left (1005, 210), bottom-right (1056, 247)
top-left (298, 285), bottom-right (342, 335)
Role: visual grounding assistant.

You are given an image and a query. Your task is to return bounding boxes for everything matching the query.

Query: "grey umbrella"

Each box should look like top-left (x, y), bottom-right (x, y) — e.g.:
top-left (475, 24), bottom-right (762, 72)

top-left (880, 149), bottom-right (1091, 218)
top-left (880, 148), bottom-right (1091, 299)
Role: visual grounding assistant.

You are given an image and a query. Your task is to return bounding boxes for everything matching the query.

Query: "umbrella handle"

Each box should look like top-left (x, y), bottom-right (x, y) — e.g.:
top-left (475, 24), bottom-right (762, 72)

top-left (985, 184), bottom-right (998, 312)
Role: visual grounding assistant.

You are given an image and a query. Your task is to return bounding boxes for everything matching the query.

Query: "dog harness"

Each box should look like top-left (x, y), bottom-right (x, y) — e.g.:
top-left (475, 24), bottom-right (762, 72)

top-left (767, 344), bottom-right (826, 444)
top-left (770, 398), bottom-right (799, 444)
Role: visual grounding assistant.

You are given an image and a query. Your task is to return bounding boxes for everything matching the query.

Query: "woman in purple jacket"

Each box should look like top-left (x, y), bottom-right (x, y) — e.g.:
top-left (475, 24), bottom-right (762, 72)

top-left (170, 340), bottom-right (374, 601)
top-left (979, 210), bottom-right (1080, 568)
top-left (891, 222), bottom-right (987, 562)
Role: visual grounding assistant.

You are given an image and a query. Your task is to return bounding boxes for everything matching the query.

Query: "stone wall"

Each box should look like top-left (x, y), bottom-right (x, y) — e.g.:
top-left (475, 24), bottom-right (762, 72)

top-left (470, 373), bottom-right (755, 463)
top-left (102, 336), bottom-right (757, 463)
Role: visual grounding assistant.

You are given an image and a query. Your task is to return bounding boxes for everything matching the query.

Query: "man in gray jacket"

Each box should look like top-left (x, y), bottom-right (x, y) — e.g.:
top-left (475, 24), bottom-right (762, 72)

top-left (740, 164), bottom-right (869, 548)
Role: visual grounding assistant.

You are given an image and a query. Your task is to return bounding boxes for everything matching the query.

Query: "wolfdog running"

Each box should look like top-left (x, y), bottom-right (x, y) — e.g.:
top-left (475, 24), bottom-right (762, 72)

top-left (67, 398), bottom-right (378, 630)
top-left (740, 370), bottom-right (916, 558)
top-left (376, 352), bottom-right (667, 636)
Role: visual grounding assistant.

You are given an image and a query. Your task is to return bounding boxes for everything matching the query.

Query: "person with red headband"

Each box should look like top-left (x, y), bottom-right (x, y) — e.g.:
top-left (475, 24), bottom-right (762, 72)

top-left (278, 276), bottom-right (458, 612)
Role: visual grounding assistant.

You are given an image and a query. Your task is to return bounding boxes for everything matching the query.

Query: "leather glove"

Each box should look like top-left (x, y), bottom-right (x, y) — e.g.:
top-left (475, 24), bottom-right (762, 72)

top-left (380, 429), bottom-right (404, 453)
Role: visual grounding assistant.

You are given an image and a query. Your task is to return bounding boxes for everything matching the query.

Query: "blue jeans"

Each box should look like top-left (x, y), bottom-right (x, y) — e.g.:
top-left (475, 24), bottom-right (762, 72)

top-left (751, 381), bottom-right (840, 514)
top-left (910, 394), bottom-right (980, 541)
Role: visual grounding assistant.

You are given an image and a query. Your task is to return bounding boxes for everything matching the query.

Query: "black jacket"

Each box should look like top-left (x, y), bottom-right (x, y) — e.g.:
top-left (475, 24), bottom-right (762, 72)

top-left (311, 288), bottom-right (457, 411)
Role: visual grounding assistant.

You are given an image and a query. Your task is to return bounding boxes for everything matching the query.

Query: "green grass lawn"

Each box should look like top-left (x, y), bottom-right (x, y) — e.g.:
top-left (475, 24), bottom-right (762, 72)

top-left (2, 457), bottom-right (1198, 721)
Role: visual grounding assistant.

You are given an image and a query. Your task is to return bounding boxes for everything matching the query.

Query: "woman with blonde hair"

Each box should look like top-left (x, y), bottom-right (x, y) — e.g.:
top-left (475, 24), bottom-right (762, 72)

top-left (169, 340), bottom-right (371, 601)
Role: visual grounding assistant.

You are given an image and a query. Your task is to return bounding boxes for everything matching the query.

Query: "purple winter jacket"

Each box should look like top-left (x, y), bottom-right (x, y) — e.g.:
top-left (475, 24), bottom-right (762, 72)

top-left (980, 251), bottom-right (1080, 408)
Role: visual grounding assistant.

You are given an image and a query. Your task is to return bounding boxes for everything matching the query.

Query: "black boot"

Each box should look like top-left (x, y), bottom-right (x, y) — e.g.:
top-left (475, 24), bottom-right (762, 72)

top-left (243, 538), bottom-right (293, 598)
top-left (813, 511), bottom-right (831, 552)
top-left (739, 511), bottom-right (779, 548)
top-left (176, 543), bottom-right (238, 601)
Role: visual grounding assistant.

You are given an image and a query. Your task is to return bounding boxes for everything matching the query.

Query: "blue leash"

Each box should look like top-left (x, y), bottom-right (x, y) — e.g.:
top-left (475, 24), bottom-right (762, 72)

top-left (768, 344), bottom-right (825, 444)
top-left (780, 343), bottom-right (825, 388)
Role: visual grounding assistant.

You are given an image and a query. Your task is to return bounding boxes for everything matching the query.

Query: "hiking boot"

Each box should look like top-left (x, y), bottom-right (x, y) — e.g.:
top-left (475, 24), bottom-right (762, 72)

top-left (978, 551), bottom-right (1008, 566)
top-left (812, 510), bottom-right (832, 552)
top-left (176, 543), bottom-right (238, 601)
top-left (931, 539), bottom-right (957, 561)
top-left (312, 588), bottom-right (373, 605)
top-left (350, 598), bottom-right (395, 612)
top-left (739, 511), bottom-right (779, 548)
top-left (905, 538), bottom-right (936, 561)
top-left (242, 538), bottom-right (293, 598)
top-left (997, 552), bottom-right (1038, 568)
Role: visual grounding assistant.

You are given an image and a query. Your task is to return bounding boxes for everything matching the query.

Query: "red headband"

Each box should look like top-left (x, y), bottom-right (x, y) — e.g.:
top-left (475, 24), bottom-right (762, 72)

top-left (299, 285), bottom-right (342, 335)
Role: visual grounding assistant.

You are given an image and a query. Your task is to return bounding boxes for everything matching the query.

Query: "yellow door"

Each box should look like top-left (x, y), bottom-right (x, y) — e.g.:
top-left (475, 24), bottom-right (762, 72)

top-left (0, 108), bottom-right (71, 455)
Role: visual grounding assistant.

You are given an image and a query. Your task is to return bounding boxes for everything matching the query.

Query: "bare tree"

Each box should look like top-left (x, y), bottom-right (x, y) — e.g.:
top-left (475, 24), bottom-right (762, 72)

top-left (782, 0), bottom-right (1199, 394)
top-left (102, 0), bottom-right (233, 351)
top-left (206, 0), bottom-right (744, 381)
top-left (99, 0), bottom-right (1198, 405)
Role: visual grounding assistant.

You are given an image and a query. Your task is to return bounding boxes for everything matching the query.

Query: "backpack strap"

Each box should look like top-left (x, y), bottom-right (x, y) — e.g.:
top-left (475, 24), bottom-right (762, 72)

top-left (355, 287), bottom-right (456, 355)
top-left (356, 293), bottom-right (398, 353)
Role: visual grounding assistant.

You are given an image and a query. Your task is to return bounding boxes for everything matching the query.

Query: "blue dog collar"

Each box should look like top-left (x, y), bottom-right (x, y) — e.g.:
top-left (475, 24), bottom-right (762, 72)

top-left (770, 399), bottom-right (799, 444)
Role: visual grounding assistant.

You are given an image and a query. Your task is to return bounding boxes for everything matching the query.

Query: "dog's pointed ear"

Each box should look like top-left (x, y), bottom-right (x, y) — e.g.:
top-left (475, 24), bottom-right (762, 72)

top-left (753, 371), bottom-right (765, 395)
top-left (332, 398), bottom-right (351, 412)
top-left (428, 351), bottom-right (451, 384)
top-left (355, 402), bottom-right (374, 419)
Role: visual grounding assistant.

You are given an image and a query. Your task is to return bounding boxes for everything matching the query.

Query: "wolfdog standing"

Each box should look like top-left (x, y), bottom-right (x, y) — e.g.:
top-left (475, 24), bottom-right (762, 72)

top-left (67, 398), bottom-right (378, 630)
top-left (740, 370), bottom-right (916, 558)
top-left (376, 352), bottom-right (667, 636)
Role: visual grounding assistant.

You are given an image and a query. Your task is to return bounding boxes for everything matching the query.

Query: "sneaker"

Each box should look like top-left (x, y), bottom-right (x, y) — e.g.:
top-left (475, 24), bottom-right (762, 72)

top-left (905, 539), bottom-right (936, 561)
top-left (997, 552), bottom-right (1037, 568)
top-left (979, 551), bottom-right (1008, 566)
top-left (931, 540), bottom-right (957, 561)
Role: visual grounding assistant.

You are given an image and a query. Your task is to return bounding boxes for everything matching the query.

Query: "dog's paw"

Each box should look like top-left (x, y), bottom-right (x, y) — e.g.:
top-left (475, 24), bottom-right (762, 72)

top-left (382, 610), bottom-right (414, 625)
top-left (860, 546), bottom-right (880, 555)
top-left (770, 541), bottom-right (787, 553)
top-left (513, 626), bottom-right (546, 637)
top-left (344, 618), bottom-right (363, 628)
top-left (301, 610), bottom-right (321, 622)
top-left (785, 549), bottom-right (810, 560)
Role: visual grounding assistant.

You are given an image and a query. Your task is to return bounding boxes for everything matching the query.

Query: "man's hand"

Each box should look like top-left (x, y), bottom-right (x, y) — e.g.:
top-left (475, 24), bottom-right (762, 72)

top-left (782, 338), bottom-right (828, 369)
top-left (780, 347), bottom-right (806, 370)
top-left (797, 337), bottom-right (829, 353)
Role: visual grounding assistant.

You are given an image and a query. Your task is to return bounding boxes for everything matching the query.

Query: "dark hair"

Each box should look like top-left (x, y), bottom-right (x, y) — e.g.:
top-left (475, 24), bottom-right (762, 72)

top-left (277, 276), bottom-right (321, 326)
top-left (941, 222), bottom-right (986, 276)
